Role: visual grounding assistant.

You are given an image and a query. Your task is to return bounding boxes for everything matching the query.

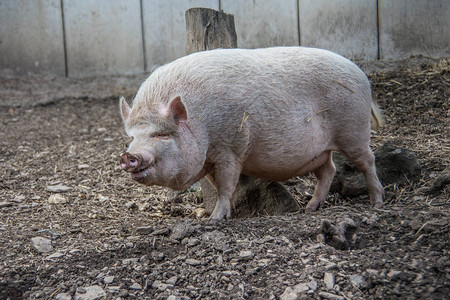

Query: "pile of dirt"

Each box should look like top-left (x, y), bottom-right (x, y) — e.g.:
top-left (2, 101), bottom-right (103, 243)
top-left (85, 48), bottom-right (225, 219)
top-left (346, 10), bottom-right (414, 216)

top-left (0, 58), bottom-right (448, 299)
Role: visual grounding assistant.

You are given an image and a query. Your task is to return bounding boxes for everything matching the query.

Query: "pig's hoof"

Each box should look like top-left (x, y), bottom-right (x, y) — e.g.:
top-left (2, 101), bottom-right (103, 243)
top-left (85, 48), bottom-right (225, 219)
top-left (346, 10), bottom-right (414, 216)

top-left (207, 216), bottom-right (229, 224)
top-left (372, 201), bottom-right (383, 209)
top-left (305, 200), bottom-right (320, 213)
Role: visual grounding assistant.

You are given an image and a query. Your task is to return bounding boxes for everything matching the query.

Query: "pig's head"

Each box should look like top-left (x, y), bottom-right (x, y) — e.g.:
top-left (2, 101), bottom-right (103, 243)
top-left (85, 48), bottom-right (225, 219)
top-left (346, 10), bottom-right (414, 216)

top-left (119, 96), bottom-right (206, 190)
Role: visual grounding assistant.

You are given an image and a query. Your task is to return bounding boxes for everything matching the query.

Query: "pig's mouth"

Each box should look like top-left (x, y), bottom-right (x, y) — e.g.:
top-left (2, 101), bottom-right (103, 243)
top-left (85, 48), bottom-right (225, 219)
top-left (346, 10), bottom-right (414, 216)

top-left (130, 166), bottom-right (151, 181)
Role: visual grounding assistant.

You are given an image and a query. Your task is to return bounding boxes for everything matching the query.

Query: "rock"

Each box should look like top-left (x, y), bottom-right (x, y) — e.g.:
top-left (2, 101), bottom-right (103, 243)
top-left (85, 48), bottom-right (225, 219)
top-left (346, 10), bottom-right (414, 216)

top-left (46, 184), bottom-right (72, 193)
top-left (331, 143), bottom-right (421, 197)
top-left (152, 280), bottom-right (169, 291)
top-left (136, 226), bottom-right (153, 235)
top-left (78, 164), bottom-right (90, 169)
top-left (201, 174), bottom-right (299, 218)
top-left (45, 251), bottom-right (65, 260)
top-left (55, 293), bottom-right (72, 300)
top-left (318, 291), bottom-right (344, 300)
top-left (13, 195), bottom-right (25, 202)
top-left (31, 237), bottom-right (53, 253)
top-left (170, 221), bottom-right (195, 240)
top-left (319, 218), bottom-right (357, 250)
top-left (193, 207), bottom-right (207, 218)
top-left (186, 258), bottom-right (201, 266)
top-left (48, 194), bottom-right (67, 204)
top-left (104, 276), bottom-right (114, 284)
top-left (280, 287), bottom-right (298, 300)
top-left (239, 250), bottom-right (254, 260)
top-left (348, 274), bottom-right (364, 287)
top-left (74, 285), bottom-right (105, 300)
top-left (124, 201), bottom-right (136, 209)
top-left (167, 275), bottom-right (178, 285)
top-left (129, 282), bottom-right (142, 290)
top-left (0, 201), bottom-right (13, 208)
top-left (425, 172), bottom-right (450, 195)
top-left (122, 258), bottom-right (139, 265)
top-left (324, 272), bottom-right (335, 289)
top-left (292, 283), bottom-right (309, 293)
top-left (280, 280), bottom-right (318, 299)
top-left (201, 230), bottom-right (228, 251)
top-left (387, 270), bottom-right (402, 279)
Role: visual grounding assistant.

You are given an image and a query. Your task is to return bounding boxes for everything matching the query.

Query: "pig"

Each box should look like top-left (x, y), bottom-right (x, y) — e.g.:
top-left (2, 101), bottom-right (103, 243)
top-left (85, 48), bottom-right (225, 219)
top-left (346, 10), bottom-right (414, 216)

top-left (119, 47), bottom-right (385, 220)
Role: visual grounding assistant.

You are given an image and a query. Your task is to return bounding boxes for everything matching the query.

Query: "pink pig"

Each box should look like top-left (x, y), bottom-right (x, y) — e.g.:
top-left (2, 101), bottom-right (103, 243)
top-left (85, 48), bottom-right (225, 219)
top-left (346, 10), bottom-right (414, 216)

top-left (119, 47), bottom-right (385, 220)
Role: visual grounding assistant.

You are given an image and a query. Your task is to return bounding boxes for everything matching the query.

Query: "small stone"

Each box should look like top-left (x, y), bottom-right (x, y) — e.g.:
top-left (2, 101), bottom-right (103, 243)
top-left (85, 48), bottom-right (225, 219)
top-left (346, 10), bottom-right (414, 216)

top-left (307, 280), bottom-right (318, 291)
top-left (348, 274), bottom-right (364, 287)
top-left (292, 283), bottom-right (309, 293)
top-left (31, 237), bottom-right (53, 253)
top-left (324, 272), bottom-right (335, 289)
top-left (78, 164), bottom-right (90, 169)
top-left (325, 263), bottom-right (338, 270)
top-left (74, 285), bottom-right (105, 300)
top-left (104, 276), bottom-right (114, 284)
top-left (387, 270), bottom-right (402, 279)
top-left (97, 195), bottom-right (109, 202)
top-left (186, 237), bottom-right (200, 247)
top-left (97, 128), bottom-right (107, 133)
top-left (13, 195), bottom-right (26, 202)
top-left (138, 202), bottom-right (150, 211)
top-left (55, 293), bottom-right (72, 300)
top-left (152, 280), bottom-right (169, 291)
top-left (366, 269), bottom-right (380, 276)
top-left (317, 291), bottom-right (344, 300)
top-left (193, 207), bottom-right (207, 218)
top-left (48, 194), bottom-right (68, 204)
top-left (107, 286), bottom-right (120, 292)
top-left (69, 249), bottom-right (82, 254)
top-left (122, 258), bottom-right (139, 265)
top-left (185, 258), bottom-right (201, 266)
top-left (222, 270), bottom-right (240, 276)
top-left (46, 184), bottom-right (72, 193)
top-left (170, 221), bottom-right (195, 240)
top-left (129, 282), bottom-right (142, 290)
top-left (167, 275), bottom-right (178, 285)
top-left (136, 226), bottom-right (153, 235)
top-left (46, 251), bottom-right (65, 260)
top-left (0, 201), bottom-right (13, 208)
top-left (280, 287), bottom-right (298, 300)
top-left (239, 250), bottom-right (254, 260)
top-left (124, 201), bottom-right (136, 209)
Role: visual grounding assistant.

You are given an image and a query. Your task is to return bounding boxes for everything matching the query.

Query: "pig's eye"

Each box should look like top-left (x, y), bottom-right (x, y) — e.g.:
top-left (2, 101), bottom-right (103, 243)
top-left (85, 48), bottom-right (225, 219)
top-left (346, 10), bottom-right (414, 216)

top-left (125, 137), bottom-right (133, 147)
top-left (150, 133), bottom-right (170, 140)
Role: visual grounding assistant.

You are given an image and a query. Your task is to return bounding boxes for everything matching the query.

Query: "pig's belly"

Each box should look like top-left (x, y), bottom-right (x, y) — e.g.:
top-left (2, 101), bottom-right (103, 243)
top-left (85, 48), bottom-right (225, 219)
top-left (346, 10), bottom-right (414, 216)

top-left (242, 149), bottom-right (331, 181)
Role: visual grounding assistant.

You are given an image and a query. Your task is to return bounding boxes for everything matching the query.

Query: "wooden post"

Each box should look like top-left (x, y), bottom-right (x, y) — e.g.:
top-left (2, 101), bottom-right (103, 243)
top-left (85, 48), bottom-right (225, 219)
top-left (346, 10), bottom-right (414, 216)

top-left (185, 8), bottom-right (299, 218)
top-left (185, 8), bottom-right (237, 54)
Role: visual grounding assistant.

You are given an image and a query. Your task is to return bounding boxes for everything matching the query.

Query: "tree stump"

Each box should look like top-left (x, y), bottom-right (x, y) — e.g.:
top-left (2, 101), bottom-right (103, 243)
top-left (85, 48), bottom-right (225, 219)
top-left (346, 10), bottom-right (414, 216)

top-left (185, 8), bottom-right (237, 55)
top-left (185, 7), bottom-right (299, 218)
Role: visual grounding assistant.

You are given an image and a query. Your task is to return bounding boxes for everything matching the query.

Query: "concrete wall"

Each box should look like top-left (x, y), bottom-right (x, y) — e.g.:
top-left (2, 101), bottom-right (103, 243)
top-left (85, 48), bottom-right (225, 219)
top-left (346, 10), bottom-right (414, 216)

top-left (0, 0), bottom-right (65, 76)
top-left (63, 0), bottom-right (144, 76)
top-left (0, 0), bottom-right (449, 76)
top-left (299, 0), bottom-right (378, 61)
top-left (379, 0), bottom-right (450, 60)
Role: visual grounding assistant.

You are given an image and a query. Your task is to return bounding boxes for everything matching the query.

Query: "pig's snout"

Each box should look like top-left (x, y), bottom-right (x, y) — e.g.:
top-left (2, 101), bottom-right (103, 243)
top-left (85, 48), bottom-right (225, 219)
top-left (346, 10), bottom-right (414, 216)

top-left (120, 152), bottom-right (142, 172)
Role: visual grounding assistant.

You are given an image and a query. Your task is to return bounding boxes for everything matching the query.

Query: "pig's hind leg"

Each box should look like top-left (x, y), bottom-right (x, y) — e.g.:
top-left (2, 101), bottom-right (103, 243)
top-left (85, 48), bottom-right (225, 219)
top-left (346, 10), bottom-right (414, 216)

top-left (342, 146), bottom-right (384, 208)
top-left (305, 151), bottom-right (336, 212)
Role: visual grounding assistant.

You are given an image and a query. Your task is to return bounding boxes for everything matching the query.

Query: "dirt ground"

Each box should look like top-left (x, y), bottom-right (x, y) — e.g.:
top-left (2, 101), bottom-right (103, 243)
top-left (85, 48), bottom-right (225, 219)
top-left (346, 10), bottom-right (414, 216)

top-left (0, 58), bottom-right (449, 300)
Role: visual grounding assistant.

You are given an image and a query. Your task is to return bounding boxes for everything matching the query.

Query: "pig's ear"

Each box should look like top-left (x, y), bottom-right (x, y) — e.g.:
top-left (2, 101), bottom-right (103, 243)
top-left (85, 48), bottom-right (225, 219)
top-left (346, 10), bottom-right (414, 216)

top-left (168, 96), bottom-right (187, 125)
top-left (119, 96), bottom-right (131, 121)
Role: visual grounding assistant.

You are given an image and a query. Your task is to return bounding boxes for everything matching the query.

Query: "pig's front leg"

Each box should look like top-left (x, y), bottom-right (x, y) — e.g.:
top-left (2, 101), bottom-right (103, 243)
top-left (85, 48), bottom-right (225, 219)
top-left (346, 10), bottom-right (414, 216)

top-left (206, 160), bottom-right (241, 221)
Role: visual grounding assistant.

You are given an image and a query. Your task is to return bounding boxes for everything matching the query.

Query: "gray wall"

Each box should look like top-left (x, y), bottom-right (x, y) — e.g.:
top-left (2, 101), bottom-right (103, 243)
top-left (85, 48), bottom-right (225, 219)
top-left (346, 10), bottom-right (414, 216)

top-left (0, 0), bottom-right (449, 77)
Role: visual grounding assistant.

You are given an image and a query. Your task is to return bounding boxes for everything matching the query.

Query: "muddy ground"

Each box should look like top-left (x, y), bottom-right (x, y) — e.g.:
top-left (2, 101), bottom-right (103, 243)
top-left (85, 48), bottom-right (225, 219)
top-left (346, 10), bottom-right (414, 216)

top-left (0, 58), bottom-right (449, 299)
